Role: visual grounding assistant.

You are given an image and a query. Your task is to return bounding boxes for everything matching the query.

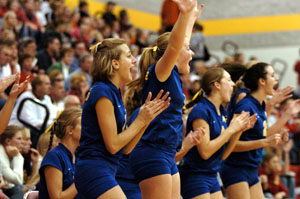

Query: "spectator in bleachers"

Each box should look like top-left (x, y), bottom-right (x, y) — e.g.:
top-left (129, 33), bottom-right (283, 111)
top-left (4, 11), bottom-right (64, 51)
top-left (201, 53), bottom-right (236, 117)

top-left (19, 37), bottom-right (37, 66)
top-left (65, 53), bottom-right (92, 91)
top-left (79, 1), bottom-right (89, 18)
top-left (36, 36), bottom-right (60, 73)
top-left (47, 47), bottom-right (74, 78)
top-left (9, 74), bottom-right (55, 147)
top-left (0, 0), bottom-right (8, 18)
top-left (119, 9), bottom-right (131, 32)
top-left (20, 127), bottom-right (39, 193)
top-left (70, 41), bottom-right (87, 71)
top-left (0, 11), bottom-right (18, 37)
top-left (63, 95), bottom-right (81, 110)
top-left (260, 153), bottom-right (289, 199)
top-left (67, 73), bottom-right (89, 105)
top-left (102, 1), bottom-right (116, 27)
top-left (190, 23), bottom-right (210, 64)
top-left (0, 29), bottom-right (16, 41)
top-left (0, 125), bottom-right (25, 199)
top-left (19, 53), bottom-right (35, 91)
top-left (49, 71), bottom-right (65, 114)
top-left (7, 0), bottom-right (27, 25)
top-left (0, 42), bottom-right (13, 79)
top-left (72, 16), bottom-right (91, 46)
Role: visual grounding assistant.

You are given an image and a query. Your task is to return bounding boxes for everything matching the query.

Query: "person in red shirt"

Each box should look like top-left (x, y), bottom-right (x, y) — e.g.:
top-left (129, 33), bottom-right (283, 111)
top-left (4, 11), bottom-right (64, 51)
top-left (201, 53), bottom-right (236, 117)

top-left (260, 153), bottom-right (289, 199)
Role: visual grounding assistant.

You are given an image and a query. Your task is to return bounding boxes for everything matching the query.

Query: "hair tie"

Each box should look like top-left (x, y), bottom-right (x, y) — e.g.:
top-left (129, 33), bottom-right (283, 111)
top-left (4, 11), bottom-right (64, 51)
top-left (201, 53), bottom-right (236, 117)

top-left (44, 119), bottom-right (56, 134)
top-left (153, 46), bottom-right (158, 52)
top-left (192, 88), bottom-right (203, 101)
top-left (89, 41), bottom-right (102, 52)
top-left (44, 111), bottom-right (62, 134)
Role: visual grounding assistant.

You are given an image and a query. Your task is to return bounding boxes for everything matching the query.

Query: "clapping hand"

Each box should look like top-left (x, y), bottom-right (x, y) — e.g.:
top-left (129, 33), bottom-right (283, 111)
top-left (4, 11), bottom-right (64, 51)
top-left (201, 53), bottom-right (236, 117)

top-left (137, 90), bottom-right (171, 124)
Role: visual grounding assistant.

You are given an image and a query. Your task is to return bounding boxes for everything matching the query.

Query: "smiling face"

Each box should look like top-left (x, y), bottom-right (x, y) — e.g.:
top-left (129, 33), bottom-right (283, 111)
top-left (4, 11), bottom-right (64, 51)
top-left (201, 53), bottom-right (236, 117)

top-left (114, 44), bottom-right (137, 84)
top-left (219, 71), bottom-right (235, 103)
top-left (263, 65), bottom-right (278, 96)
top-left (177, 37), bottom-right (194, 75)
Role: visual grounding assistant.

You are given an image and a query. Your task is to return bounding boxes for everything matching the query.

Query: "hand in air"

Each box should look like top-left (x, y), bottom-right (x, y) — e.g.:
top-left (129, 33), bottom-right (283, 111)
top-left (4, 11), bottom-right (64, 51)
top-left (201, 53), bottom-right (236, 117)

top-left (270, 86), bottom-right (293, 105)
top-left (190, 0), bottom-right (204, 21)
top-left (0, 74), bottom-right (17, 93)
top-left (285, 99), bottom-right (300, 116)
top-left (172, 0), bottom-right (197, 14)
top-left (137, 90), bottom-right (171, 124)
top-left (9, 74), bottom-right (29, 100)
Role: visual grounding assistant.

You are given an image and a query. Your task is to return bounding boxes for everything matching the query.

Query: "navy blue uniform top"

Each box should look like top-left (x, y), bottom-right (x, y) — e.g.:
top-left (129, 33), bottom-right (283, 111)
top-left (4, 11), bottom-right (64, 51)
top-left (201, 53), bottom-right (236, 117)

top-left (116, 109), bottom-right (139, 181)
top-left (137, 64), bottom-right (185, 154)
top-left (181, 97), bottom-right (228, 174)
top-left (227, 88), bottom-right (249, 121)
top-left (39, 143), bottom-right (77, 199)
top-left (76, 80), bottom-right (126, 164)
top-left (224, 93), bottom-right (267, 168)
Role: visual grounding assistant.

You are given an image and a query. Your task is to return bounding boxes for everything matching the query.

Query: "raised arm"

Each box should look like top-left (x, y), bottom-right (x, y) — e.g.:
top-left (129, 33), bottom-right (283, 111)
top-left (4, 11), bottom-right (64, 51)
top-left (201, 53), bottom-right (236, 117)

top-left (155, 0), bottom-right (201, 82)
top-left (0, 75), bottom-right (28, 134)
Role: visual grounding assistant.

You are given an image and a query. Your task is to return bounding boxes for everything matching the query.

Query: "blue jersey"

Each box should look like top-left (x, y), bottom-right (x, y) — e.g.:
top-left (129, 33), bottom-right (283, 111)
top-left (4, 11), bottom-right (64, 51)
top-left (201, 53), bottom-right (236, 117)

top-left (181, 97), bottom-right (228, 173)
top-left (224, 93), bottom-right (267, 168)
top-left (227, 88), bottom-right (249, 122)
top-left (138, 64), bottom-right (185, 154)
top-left (116, 108), bottom-right (139, 181)
top-left (39, 144), bottom-right (77, 199)
top-left (76, 80), bottom-right (126, 164)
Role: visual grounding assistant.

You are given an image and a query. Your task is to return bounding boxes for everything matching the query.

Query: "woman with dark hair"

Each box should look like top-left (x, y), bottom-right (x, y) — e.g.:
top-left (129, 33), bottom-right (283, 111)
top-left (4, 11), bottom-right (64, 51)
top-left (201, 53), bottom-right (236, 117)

top-left (180, 67), bottom-right (256, 199)
top-left (220, 62), bottom-right (300, 199)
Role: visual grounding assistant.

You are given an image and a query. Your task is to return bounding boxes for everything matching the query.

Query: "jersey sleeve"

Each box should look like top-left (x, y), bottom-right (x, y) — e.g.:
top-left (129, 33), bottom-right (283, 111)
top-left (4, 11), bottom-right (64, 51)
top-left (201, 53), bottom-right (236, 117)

top-left (40, 151), bottom-right (63, 172)
top-left (89, 84), bottom-right (114, 107)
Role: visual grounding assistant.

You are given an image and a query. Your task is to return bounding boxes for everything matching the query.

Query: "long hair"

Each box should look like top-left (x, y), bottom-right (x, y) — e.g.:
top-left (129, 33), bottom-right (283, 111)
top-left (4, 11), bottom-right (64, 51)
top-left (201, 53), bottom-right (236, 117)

top-left (243, 62), bottom-right (269, 92)
top-left (124, 32), bottom-right (170, 117)
top-left (90, 38), bottom-right (126, 84)
top-left (48, 108), bottom-right (82, 152)
top-left (184, 67), bottom-right (225, 110)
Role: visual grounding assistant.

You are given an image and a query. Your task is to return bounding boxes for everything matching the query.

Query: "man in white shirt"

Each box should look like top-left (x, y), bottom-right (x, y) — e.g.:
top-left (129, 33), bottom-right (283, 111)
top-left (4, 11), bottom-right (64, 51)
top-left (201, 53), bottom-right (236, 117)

top-left (9, 74), bottom-right (56, 147)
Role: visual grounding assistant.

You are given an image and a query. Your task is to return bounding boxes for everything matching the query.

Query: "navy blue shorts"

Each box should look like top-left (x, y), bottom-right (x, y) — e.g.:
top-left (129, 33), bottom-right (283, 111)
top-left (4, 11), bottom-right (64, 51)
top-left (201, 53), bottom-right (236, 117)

top-left (180, 172), bottom-right (221, 198)
top-left (130, 145), bottom-right (178, 183)
top-left (117, 178), bottom-right (141, 199)
top-left (220, 164), bottom-right (259, 188)
top-left (74, 158), bottom-right (118, 199)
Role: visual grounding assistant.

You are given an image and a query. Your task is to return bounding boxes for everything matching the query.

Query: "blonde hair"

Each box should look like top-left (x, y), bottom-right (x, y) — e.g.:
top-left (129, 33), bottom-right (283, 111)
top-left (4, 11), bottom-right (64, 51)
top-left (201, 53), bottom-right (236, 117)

top-left (124, 32), bottom-right (170, 117)
top-left (48, 108), bottom-right (82, 152)
top-left (90, 38), bottom-right (126, 84)
top-left (2, 11), bottom-right (17, 30)
top-left (70, 73), bottom-right (87, 91)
